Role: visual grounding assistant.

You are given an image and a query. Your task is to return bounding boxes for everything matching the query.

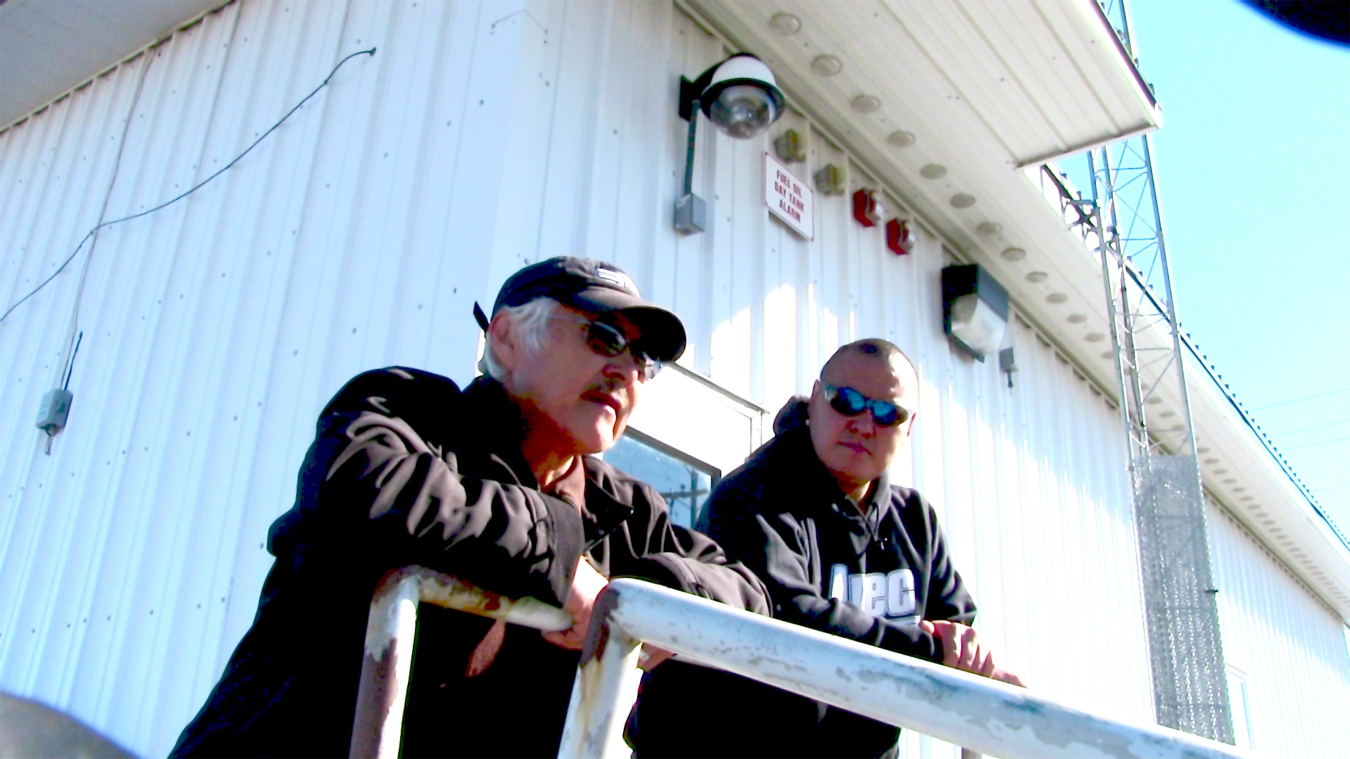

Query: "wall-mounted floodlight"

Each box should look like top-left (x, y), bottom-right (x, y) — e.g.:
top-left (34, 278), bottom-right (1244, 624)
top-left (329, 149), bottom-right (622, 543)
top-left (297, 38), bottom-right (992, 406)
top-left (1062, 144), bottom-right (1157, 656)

top-left (942, 263), bottom-right (1009, 361)
top-left (675, 53), bottom-right (785, 234)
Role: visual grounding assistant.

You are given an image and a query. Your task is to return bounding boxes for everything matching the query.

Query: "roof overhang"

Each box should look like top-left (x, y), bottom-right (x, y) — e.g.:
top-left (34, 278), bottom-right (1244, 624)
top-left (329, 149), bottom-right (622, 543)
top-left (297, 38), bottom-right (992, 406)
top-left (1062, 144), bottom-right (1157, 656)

top-left (689, 0), bottom-right (1161, 171)
top-left (682, 0), bottom-right (1172, 432)
top-left (0, 0), bottom-right (226, 129)
top-left (681, 0), bottom-right (1168, 402)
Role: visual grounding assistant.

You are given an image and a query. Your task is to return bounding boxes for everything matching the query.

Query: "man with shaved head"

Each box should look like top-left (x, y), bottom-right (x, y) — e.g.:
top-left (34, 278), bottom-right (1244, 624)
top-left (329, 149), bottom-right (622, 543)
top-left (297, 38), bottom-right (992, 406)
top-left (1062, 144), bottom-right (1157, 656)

top-left (630, 339), bottom-right (1021, 759)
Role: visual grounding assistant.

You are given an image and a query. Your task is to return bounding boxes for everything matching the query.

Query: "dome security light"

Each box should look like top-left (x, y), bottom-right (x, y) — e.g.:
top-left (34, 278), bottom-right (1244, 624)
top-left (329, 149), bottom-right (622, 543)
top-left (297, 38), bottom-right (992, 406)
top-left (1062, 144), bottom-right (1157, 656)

top-left (675, 53), bottom-right (785, 235)
top-left (678, 53), bottom-right (785, 139)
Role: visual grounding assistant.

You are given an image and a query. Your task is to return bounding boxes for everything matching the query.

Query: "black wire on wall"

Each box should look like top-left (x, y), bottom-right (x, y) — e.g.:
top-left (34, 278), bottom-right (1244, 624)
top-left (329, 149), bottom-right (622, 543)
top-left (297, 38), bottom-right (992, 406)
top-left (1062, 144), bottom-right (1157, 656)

top-left (0, 47), bottom-right (377, 327)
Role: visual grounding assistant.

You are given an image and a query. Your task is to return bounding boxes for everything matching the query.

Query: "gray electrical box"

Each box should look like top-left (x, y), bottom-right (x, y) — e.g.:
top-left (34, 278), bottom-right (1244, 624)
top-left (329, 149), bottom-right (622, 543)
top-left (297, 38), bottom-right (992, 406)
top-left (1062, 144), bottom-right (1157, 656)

top-left (998, 347), bottom-right (1017, 389)
top-left (36, 389), bottom-right (74, 434)
top-left (674, 193), bottom-right (706, 235)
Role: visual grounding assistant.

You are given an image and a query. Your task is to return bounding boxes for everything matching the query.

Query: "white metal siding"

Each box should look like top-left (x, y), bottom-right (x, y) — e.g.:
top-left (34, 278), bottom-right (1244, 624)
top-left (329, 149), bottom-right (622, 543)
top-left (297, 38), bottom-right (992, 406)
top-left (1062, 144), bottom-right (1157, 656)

top-left (0, 1), bottom-right (1318, 756)
top-left (1208, 502), bottom-right (1350, 757)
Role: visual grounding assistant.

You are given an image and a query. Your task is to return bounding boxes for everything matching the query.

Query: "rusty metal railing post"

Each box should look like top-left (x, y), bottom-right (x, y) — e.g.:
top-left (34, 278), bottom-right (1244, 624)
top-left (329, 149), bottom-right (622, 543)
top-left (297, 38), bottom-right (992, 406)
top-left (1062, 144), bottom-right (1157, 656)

top-left (349, 572), bottom-right (421, 759)
top-left (348, 567), bottom-right (571, 759)
top-left (557, 590), bottom-right (644, 759)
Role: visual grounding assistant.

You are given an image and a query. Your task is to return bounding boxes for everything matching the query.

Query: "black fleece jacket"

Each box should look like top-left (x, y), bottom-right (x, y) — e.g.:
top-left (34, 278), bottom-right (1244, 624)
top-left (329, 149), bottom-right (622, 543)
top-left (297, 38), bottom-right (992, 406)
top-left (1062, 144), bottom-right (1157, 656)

top-left (630, 397), bottom-right (974, 759)
top-left (171, 368), bottom-right (767, 758)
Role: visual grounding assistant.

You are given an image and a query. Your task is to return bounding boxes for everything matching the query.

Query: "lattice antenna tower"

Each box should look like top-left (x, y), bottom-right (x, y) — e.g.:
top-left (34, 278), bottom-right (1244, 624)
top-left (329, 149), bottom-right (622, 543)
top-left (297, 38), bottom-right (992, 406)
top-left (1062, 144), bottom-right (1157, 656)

top-left (1085, 0), bottom-right (1235, 744)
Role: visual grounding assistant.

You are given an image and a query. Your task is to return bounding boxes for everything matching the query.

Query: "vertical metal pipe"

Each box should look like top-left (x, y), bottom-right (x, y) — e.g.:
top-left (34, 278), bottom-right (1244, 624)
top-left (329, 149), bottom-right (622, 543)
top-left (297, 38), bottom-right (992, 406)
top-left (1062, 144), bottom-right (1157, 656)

top-left (682, 99), bottom-right (700, 197)
top-left (557, 589), bottom-right (643, 759)
top-left (1139, 132), bottom-right (1198, 459)
top-left (1098, 147), bottom-right (1150, 466)
top-left (349, 568), bottom-right (570, 758)
top-left (349, 574), bottom-right (422, 759)
top-left (1088, 152), bottom-right (1138, 474)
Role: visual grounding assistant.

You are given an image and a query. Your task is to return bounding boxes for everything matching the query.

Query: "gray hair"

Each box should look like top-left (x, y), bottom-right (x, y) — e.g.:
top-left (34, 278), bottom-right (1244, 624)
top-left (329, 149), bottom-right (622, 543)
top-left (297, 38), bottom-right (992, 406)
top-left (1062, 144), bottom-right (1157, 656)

top-left (479, 297), bottom-right (559, 380)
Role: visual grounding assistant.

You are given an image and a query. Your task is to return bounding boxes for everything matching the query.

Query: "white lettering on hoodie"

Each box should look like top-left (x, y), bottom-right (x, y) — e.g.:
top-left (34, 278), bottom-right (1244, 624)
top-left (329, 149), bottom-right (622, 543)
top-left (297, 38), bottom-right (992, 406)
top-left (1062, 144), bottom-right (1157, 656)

top-left (829, 564), bottom-right (918, 623)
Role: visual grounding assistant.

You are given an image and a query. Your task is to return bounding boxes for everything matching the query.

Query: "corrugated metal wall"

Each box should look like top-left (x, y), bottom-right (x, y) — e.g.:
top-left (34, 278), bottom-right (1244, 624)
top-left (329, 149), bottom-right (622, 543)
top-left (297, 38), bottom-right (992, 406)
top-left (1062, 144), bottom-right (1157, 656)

top-left (1, 0), bottom-right (1335, 756)
top-left (1208, 502), bottom-right (1350, 757)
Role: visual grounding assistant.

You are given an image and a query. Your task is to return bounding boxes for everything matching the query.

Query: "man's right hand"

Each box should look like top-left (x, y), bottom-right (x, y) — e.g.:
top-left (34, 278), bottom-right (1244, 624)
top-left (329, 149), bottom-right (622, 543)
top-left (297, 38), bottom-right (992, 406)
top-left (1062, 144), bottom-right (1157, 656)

top-left (990, 667), bottom-right (1026, 687)
top-left (920, 620), bottom-right (1026, 688)
top-left (542, 555), bottom-right (609, 650)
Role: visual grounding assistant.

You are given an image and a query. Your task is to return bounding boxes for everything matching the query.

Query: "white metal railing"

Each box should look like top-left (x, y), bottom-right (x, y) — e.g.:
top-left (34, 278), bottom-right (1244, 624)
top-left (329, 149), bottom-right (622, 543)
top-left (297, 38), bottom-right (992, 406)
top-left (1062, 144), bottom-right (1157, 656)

top-left (350, 569), bottom-right (1248, 759)
top-left (348, 567), bottom-right (572, 758)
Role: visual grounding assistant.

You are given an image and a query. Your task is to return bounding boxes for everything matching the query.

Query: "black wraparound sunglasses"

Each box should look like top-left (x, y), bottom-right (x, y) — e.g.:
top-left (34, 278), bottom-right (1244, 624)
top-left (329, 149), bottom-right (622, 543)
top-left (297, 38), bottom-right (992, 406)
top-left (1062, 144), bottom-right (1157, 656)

top-left (822, 383), bottom-right (912, 427)
top-left (550, 316), bottom-right (662, 381)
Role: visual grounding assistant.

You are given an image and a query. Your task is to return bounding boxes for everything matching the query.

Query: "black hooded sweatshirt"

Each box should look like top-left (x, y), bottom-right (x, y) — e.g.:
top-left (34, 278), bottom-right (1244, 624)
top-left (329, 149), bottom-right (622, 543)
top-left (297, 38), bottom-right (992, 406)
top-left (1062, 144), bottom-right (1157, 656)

top-left (170, 367), bottom-right (768, 758)
top-left (629, 397), bottom-right (975, 759)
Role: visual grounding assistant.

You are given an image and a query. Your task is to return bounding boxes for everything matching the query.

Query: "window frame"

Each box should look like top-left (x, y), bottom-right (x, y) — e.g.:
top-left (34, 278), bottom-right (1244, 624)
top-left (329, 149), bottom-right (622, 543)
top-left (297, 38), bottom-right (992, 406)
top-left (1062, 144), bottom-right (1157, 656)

top-left (613, 427), bottom-right (721, 530)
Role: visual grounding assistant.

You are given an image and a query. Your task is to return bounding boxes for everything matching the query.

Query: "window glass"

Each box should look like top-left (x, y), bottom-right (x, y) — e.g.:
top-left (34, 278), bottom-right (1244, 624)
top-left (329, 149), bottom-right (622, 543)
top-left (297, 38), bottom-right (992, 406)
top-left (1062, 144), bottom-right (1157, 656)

top-left (604, 431), bottom-right (718, 529)
top-left (1225, 665), bottom-right (1253, 750)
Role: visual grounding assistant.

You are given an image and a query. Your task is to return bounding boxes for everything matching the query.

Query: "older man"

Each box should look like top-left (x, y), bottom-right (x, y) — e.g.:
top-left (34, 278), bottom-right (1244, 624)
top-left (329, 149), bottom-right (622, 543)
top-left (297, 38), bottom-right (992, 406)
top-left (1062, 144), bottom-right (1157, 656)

top-left (630, 339), bottom-right (1020, 759)
top-left (172, 257), bottom-right (767, 758)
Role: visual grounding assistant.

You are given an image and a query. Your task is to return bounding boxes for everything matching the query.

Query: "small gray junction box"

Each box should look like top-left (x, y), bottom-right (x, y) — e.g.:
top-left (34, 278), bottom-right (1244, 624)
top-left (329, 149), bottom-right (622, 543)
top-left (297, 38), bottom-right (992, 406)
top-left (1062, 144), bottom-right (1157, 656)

top-left (36, 389), bottom-right (74, 434)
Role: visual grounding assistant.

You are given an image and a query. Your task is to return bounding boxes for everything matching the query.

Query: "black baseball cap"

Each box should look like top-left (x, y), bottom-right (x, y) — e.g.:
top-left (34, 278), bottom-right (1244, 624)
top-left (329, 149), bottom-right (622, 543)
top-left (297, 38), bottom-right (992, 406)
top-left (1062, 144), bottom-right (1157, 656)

top-left (473, 257), bottom-right (686, 362)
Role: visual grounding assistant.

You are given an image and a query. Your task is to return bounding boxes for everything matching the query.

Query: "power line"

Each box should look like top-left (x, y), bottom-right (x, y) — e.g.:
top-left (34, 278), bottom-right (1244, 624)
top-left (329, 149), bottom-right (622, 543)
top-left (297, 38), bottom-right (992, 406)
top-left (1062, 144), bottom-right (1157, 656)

top-left (0, 47), bottom-right (377, 327)
top-left (1252, 386), bottom-right (1350, 411)
top-left (1264, 417), bottom-right (1350, 437)
top-left (1283, 434), bottom-right (1350, 452)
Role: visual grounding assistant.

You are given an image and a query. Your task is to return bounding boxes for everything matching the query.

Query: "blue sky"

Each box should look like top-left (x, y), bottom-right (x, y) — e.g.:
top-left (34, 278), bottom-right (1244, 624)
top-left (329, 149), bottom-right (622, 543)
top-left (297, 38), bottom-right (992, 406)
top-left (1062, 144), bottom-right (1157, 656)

top-left (1064, 1), bottom-right (1349, 535)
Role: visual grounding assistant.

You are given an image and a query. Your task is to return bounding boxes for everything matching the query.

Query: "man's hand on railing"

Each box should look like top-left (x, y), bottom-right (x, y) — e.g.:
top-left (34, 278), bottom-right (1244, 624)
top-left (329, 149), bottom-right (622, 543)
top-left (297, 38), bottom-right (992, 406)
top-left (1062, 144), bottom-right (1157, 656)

top-left (990, 667), bottom-right (1026, 688)
top-left (921, 620), bottom-right (1026, 689)
top-left (543, 556), bottom-right (611, 650)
